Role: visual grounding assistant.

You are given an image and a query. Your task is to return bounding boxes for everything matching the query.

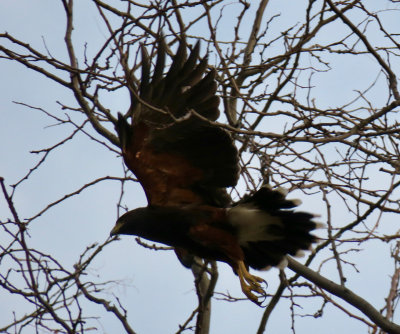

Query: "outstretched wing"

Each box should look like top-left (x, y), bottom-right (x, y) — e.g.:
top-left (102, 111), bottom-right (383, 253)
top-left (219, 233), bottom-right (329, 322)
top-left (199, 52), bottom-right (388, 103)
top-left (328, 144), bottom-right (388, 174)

top-left (116, 37), bottom-right (239, 207)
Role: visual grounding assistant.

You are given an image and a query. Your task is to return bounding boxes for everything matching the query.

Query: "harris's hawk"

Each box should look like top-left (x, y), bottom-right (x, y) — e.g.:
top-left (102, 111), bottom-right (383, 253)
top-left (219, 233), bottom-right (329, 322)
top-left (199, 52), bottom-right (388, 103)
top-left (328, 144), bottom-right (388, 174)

top-left (111, 37), bottom-right (320, 305)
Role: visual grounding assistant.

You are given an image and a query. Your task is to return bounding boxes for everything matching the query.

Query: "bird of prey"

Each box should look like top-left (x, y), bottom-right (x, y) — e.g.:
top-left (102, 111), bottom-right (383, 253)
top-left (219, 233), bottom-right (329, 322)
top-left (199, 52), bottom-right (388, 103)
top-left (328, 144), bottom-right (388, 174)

top-left (111, 37), bottom-right (319, 305)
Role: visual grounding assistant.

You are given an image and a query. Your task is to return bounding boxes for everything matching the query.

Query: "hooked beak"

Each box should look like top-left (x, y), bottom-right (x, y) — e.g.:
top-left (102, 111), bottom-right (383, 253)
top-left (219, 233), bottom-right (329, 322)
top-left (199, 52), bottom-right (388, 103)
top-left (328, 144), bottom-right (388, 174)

top-left (110, 223), bottom-right (122, 237)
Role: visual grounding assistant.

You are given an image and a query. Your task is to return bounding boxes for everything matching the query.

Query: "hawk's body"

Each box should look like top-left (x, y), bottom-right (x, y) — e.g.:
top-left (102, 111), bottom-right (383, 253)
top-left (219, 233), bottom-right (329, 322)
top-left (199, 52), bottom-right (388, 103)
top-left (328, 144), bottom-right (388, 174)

top-left (111, 38), bottom-right (319, 305)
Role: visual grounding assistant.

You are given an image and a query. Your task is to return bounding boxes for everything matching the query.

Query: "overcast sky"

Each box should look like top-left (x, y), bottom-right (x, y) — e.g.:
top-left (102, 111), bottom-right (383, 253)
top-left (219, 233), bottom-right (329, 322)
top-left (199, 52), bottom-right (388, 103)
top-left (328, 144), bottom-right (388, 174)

top-left (1, 1), bottom-right (399, 333)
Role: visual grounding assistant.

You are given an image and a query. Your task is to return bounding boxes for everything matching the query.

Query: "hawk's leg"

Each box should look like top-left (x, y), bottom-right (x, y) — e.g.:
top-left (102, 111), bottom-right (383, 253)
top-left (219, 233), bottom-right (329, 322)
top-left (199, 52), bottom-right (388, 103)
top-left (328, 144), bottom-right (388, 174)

top-left (237, 260), bottom-right (267, 305)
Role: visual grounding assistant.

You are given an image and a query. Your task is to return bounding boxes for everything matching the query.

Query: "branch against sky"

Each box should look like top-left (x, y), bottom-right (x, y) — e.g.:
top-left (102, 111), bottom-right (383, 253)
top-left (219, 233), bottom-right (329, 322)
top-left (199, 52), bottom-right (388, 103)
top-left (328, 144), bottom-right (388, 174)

top-left (1, 0), bottom-right (400, 333)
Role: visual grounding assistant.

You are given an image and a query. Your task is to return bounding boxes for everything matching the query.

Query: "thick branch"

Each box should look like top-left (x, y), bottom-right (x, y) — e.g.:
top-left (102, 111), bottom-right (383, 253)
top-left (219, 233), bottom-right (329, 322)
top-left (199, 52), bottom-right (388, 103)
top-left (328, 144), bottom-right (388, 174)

top-left (287, 257), bottom-right (400, 334)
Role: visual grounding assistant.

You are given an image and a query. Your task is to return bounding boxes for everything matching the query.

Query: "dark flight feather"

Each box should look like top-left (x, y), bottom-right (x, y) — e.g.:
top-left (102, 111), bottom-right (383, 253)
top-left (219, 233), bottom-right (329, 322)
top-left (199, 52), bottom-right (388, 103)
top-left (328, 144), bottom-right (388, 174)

top-left (115, 37), bottom-right (239, 206)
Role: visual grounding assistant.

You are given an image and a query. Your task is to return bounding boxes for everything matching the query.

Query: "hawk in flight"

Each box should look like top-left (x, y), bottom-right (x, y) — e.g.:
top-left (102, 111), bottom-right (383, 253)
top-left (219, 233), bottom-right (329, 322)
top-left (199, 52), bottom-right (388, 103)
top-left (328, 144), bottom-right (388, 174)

top-left (111, 37), bottom-right (319, 305)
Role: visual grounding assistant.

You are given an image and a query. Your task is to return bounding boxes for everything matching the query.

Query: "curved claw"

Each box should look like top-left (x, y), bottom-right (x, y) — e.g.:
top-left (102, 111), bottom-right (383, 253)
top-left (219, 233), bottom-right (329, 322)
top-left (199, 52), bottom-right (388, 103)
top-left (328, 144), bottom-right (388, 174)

top-left (237, 261), bottom-right (268, 306)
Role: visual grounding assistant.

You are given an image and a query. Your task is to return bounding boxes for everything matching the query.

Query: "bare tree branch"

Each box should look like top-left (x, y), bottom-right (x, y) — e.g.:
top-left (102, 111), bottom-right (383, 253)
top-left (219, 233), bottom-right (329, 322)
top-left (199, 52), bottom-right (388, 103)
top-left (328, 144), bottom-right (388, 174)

top-left (288, 257), bottom-right (400, 334)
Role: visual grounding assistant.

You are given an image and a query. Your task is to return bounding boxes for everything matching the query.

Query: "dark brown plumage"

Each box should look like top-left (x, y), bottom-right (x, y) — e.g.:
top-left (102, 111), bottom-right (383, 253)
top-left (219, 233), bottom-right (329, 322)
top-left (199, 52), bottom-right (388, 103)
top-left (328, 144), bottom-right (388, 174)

top-left (111, 37), bottom-right (320, 305)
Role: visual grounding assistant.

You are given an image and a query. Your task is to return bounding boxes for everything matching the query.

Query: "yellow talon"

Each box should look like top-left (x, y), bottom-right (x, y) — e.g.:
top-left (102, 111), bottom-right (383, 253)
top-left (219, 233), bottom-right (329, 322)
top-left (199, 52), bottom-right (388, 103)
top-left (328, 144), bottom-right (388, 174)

top-left (237, 261), bottom-right (267, 305)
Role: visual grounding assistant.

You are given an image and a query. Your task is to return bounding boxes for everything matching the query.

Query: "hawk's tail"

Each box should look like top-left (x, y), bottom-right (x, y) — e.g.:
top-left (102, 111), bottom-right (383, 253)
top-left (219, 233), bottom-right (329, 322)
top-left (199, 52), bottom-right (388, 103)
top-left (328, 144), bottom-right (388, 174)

top-left (228, 185), bottom-right (322, 270)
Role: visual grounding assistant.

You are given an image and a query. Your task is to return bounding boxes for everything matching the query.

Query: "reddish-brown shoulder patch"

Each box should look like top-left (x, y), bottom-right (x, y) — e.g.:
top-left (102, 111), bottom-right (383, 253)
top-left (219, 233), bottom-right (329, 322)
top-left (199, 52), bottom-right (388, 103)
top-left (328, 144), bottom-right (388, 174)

top-left (121, 122), bottom-right (204, 206)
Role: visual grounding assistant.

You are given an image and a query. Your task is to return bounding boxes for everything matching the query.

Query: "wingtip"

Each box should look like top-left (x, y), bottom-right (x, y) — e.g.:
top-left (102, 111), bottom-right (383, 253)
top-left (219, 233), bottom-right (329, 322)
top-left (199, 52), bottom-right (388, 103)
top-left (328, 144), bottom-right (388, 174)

top-left (192, 39), bottom-right (201, 54)
top-left (115, 113), bottom-right (131, 150)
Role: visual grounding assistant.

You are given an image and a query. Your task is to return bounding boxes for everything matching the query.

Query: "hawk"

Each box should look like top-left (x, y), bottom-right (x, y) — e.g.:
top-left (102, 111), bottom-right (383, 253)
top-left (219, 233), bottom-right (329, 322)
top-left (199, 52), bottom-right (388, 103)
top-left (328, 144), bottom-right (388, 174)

top-left (111, 37), bottom-right (319, 305)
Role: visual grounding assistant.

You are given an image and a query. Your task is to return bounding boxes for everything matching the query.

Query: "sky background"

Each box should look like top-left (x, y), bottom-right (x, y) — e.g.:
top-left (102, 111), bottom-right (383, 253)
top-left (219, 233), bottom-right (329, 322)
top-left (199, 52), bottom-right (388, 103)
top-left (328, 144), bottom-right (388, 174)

top-left (1, 1), bottom-right (399, 333)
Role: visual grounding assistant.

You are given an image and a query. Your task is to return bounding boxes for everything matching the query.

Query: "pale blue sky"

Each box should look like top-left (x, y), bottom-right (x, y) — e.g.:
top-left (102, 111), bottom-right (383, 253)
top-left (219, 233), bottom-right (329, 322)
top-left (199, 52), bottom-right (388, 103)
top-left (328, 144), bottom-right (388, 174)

top-left (1, 1), bottom-right (399, 333)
